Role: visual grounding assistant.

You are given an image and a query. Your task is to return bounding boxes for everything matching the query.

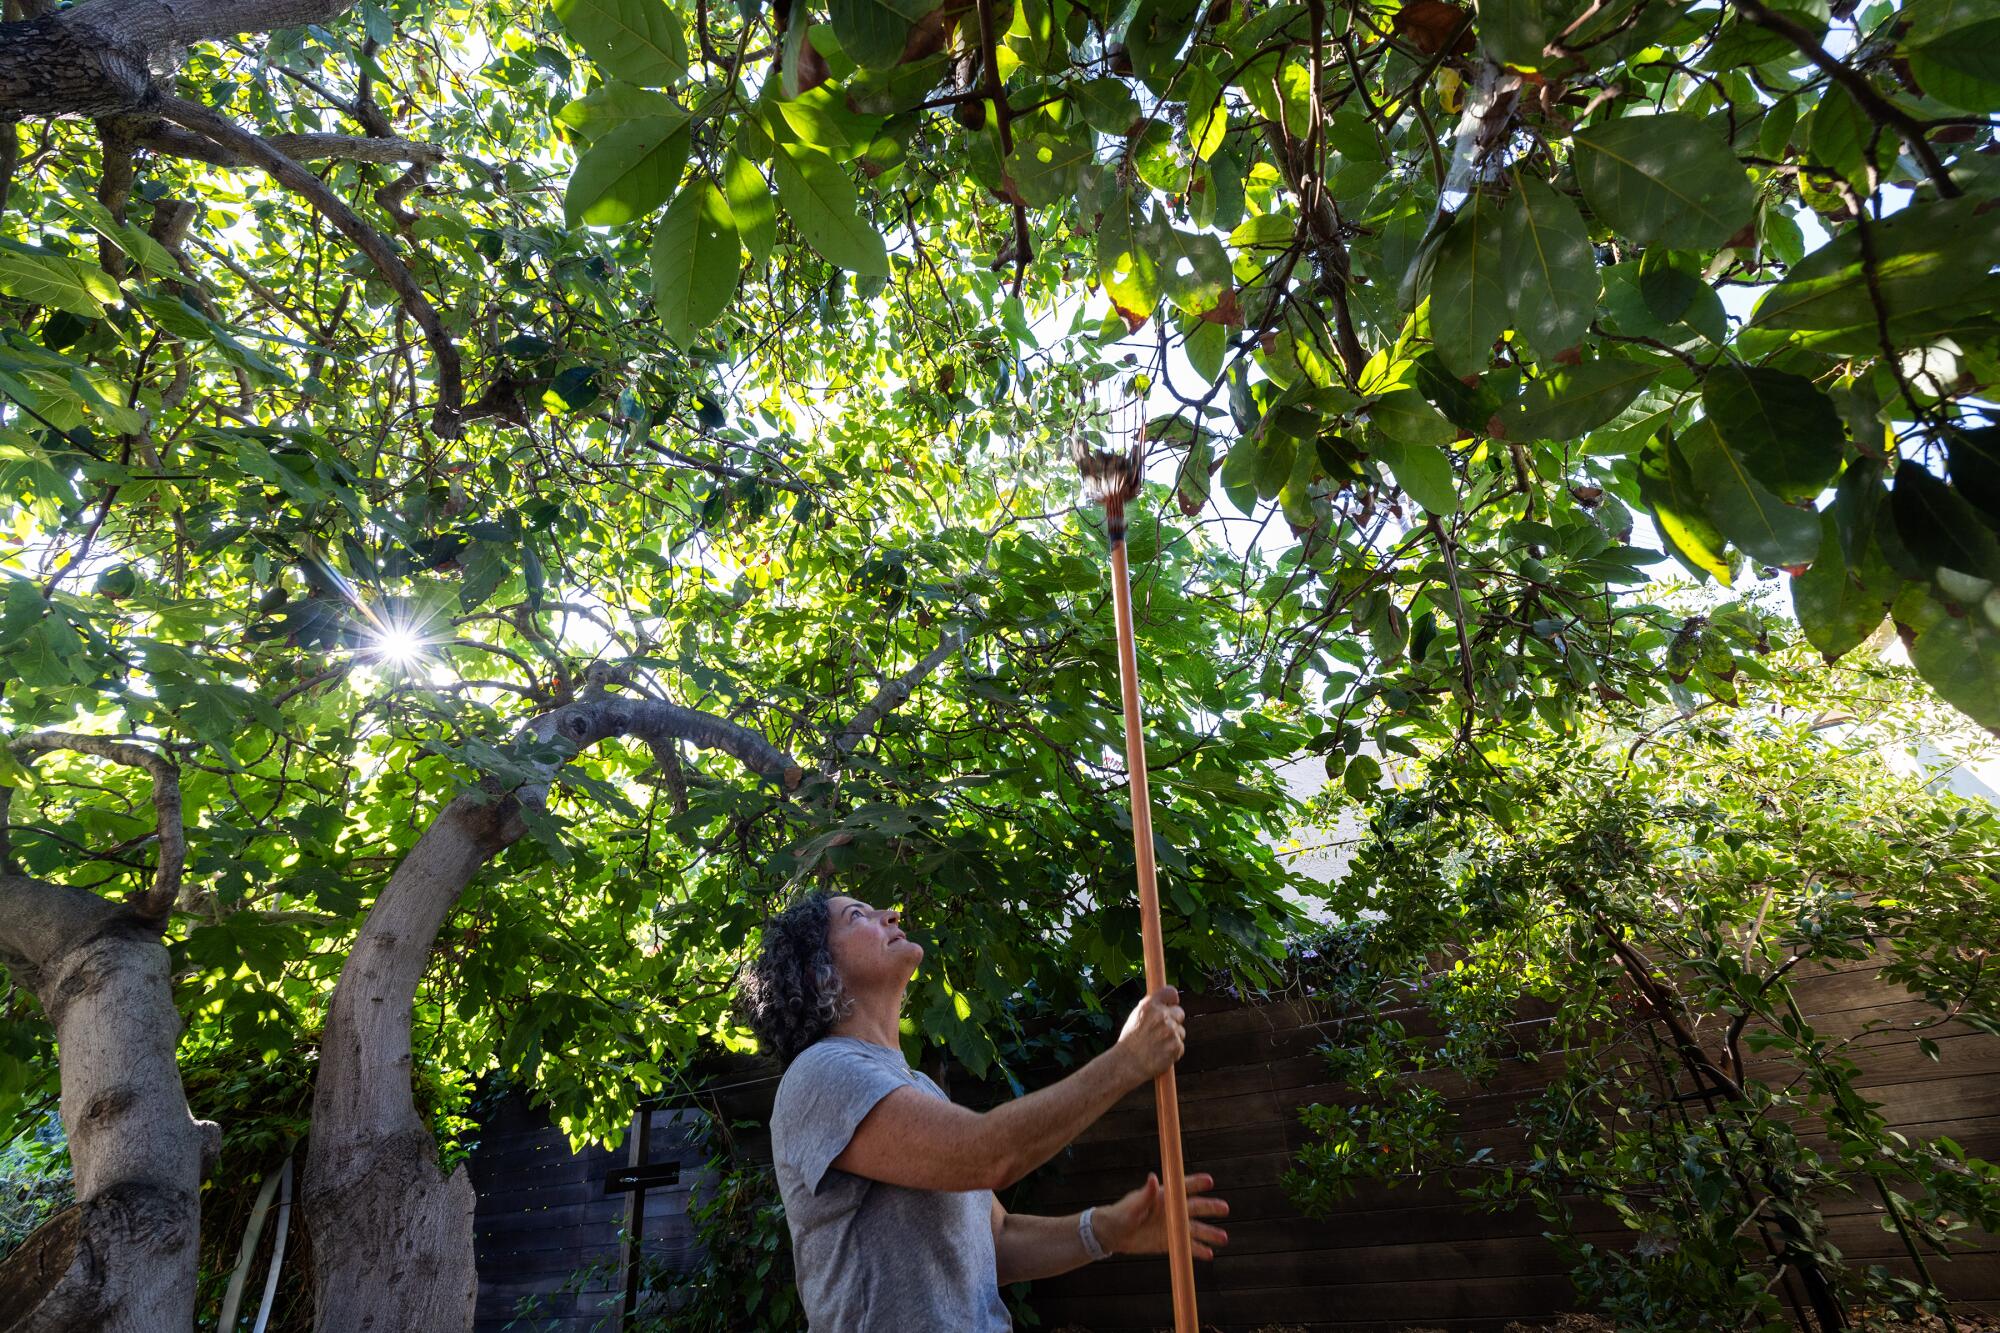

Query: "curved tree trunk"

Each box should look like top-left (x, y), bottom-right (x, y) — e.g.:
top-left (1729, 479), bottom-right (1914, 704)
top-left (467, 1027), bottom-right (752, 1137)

top-left (0, 875), bottom-right (217, 1333)
top-left (301, 797), bottom-right (507, 1333)
top-left (301, 671), bottom-right (958, 1333)
top-left (303, 692), bottom-right (802, 1333)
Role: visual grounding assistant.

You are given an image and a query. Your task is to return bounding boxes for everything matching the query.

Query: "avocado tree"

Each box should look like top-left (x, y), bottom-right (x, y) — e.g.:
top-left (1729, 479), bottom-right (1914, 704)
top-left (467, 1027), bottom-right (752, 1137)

top-left (1, 0), bottom-right (1995, 1323)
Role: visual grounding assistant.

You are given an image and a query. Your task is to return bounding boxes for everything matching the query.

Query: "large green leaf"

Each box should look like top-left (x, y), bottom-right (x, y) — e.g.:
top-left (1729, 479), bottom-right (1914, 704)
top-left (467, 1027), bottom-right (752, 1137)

top-left (1639, 434), bottom-right (1734, 583)
top-left (1945, 425), bottom-right (2000, 525)
top-left (1700, 364), bottom-right (1846, 501)
top-left (1010, 132), bottom-right (1095, 209)
top-left (1572, 112), bottom-right (1756, 249)
top-left (829, 0), bottom-right (939, 68)
top-left (1904, 589), bottom-right (2000, 731)
top-left (0, 250), bottom-right (120, 318)
top-left (772, 142), bottom-right (890, 275)
top-left (554, 82), bottom-right (683, 145)
top-left (1501, 180), bottom-right (1597, 362)
top-left (1790, 515), bottom-right (1887, 663)
top-left (722, 152), bottom-right (777, 272)
top-left (1367, 390), bottom-right (1457, 448)
top-left (1373, 439), bottom-right (1459, 515)
top-left (1905, 18), bottom-right (2000, 112)
top-left (1678, 419), bottom-right (1820, 567)
top-left (552, 0), bottom-right (688, 85)
top-left (556, 0), bottom-right (688, 85)
top-left (774, 85), bottom-right (885, 158)
top-left (1497, 354), bottom-right (1656, 442)
top-left (1097, 199), bottom-right (1162, 327)
top-left (1750, 197), bottom-right (2000, 350)
top-left (1478, 0), bottom-right (1554, 67)
top-left (1889, 460), bottom-right (2000, 583)
top-left (652, 182), bottom-right (742, 349)
top-left (1428, 192), bottom-right (1509, 375)
top-left (563, 113), bottom-right (691, 226)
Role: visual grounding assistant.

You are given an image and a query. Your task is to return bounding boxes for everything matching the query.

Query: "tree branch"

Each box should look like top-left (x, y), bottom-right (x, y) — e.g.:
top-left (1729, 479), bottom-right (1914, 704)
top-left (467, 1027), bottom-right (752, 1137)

top-left (1730, 0), bottom-right (1959, 199)
top-left (1263, 124), bottom-right (1367, 383)
top-left (7, 732), bottom-right (185, 919)
top-left (44, 0), bottom-right (362, 55)
top-left (151, 94), bottom-right (463, 433)
top-left (973, 0), bottom-right (1032, 296)
top-left (823, 625), bottom-right (972, 772)
top-left (134, 121), bottom-right (444, 169)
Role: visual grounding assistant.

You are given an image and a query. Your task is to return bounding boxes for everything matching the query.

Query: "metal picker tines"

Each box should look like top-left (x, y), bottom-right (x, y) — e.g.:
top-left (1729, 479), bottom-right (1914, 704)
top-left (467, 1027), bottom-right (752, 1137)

top-left (1074, 394), bottom-right (1200, 1333)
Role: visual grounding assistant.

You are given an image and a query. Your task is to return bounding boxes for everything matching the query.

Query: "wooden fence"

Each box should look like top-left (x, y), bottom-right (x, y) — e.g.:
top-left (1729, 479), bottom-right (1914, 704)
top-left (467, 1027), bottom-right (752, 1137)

top-left (470, 957), bottom-right (2000, 1331)
top-left (1023, 958), bottom-right (2000, 1331)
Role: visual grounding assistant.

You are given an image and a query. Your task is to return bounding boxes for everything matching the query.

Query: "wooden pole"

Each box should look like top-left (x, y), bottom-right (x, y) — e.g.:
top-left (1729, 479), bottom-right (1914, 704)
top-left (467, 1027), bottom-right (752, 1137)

top-left (1105, 501), bottom-right (1201, 1333)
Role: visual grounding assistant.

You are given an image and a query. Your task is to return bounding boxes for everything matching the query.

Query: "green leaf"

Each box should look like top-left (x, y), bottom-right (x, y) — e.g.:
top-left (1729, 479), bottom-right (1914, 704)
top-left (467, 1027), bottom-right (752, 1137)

top-left (1905, 590), bottom-right (2000, 730)
top-left (1176, 431), bottom-right (1214, 514)
top-left (1478, 0), bottom-right (1552, 69)
top-left (1185, 319), bottom-right (1226, 383)
top-left (1498, 354), bottom-right (1656, 443)
top-left (1374, 438), bottom-right (1459, 515)
top-left (722, 152), bottom-right (777, 272)
top-left (1131, 122), bottom-right (1190, 194)
top-left (1700, 364), bottom-right (1846, 501)
top-left (0, 250), bottom-right (120, 318)
top-left (1750, 197), bottom-right (2000, 348)
top-left (1501, 180), bottom-right (1596, 362)
top-left (1186, 69), bottom-right (1228, 161)
top-left (1572, 112), bottom-right (1756, 250)
top-left (1790, 515), bottom-right (1886, 663)
top-left (554, 82), bottom-right (684, 144)
top-left (1905, 18), bottom-right (2000, 112)
top-left (1428, 192), bottom-right (1509, 375)
top-left (1343, 752), bottom-right (1382, 801)
top-left (1945, 424), bottom-right (2000, 524)
top-left (771, 142), bottom-right (890, 275)
top-left (1368, 389), bottom-right (1457, 448)
top-left (1097, 198), bottom-right (1162, 327)
top-left (652, 182), bottom-right (742, 349)
top-left (89, 220), bottom-right (179, 280)
top-left (1010, 132), bottom-right (1094, 209)
top-left (1640, 433), bottom-right (1734, 584)
top-left (1678, 418), bottom-right (1821, 567)
top-left (1228, 211), bottom-right (1296, 251)
top-left (1637, 248), bottom-right (1702, 325)
top-left (1124, 0), bottom-right (1203, 85)
top-left (552, 0), bottom-right (689, 85)
top-left (829, 0), bottom-right (939, 68)
top-left (774, 85), bottom-right (884, 157)
top-left (1154, 221), bottom-right (1232, 316)
top-left (1805, 87), bottom-right (1881, 186)
top-left (1890, 460), bottom-right (2000, 582)
top-left (1219, 433), bottom-right (1261, 514)
top-left (563, 113), bottom-right (691, 226)
top-left (1071, 78), bottom-right (1140, 134)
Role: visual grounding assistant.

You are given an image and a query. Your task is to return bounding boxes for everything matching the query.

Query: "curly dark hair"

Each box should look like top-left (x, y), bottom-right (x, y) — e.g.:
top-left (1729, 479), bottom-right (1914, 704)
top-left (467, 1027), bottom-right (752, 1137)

top-left (736, 891), bottom-right (851, 1065)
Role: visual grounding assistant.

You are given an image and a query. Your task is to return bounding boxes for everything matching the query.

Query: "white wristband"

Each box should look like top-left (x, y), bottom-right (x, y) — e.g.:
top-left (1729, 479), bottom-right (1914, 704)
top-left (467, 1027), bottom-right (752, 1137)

top-left (1077, 1206), bottom-right (1107, 1261)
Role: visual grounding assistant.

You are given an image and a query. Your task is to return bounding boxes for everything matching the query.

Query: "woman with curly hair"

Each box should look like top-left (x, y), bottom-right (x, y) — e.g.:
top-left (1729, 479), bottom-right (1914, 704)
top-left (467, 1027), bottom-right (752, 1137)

top-left (737, 889), bottom-right (1228, 1331)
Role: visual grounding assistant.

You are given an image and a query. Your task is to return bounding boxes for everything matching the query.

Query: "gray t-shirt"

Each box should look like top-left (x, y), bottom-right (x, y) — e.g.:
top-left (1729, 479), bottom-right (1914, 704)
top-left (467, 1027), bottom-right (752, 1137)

top-left (770, 1036), bottom-right (1011, 1332)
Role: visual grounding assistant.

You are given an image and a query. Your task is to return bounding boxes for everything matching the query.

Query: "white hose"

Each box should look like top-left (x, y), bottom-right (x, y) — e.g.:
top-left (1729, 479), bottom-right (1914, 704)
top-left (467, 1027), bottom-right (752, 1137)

top-left (250, 1155), bottom-right (294, 1333)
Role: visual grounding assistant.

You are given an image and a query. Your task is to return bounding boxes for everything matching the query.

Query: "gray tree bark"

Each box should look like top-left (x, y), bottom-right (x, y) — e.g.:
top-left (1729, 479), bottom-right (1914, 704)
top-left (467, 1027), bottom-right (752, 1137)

top-left (304, 691), bottom-right (803, 1333)
top-left (0, 0), bottom-right (361, 117)
top-left (0, 876), bottom-right (217, 1333)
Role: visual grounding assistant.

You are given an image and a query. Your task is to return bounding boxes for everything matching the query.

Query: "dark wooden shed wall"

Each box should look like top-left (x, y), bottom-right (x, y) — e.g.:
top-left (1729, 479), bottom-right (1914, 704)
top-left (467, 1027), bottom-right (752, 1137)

top-left (470, 1099), bottom-right (713, 1333)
